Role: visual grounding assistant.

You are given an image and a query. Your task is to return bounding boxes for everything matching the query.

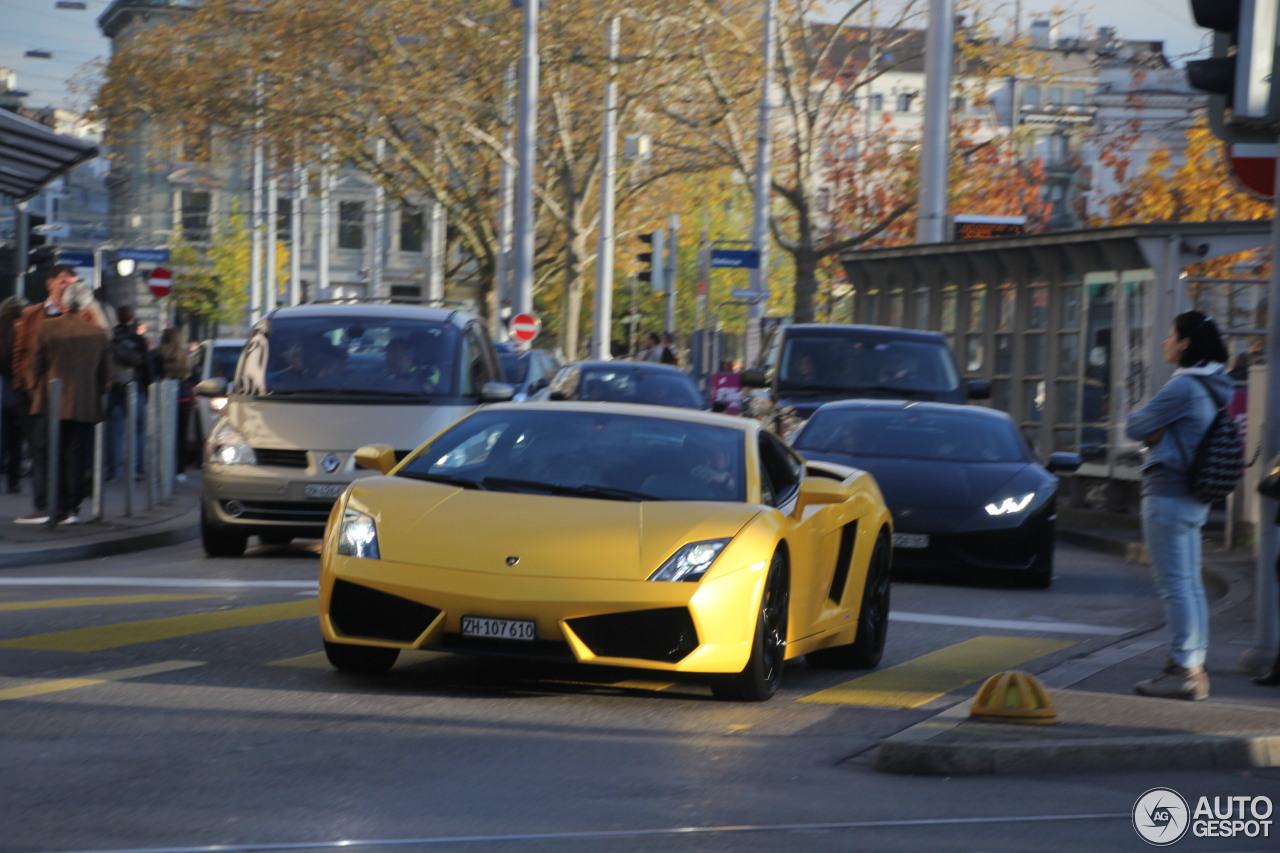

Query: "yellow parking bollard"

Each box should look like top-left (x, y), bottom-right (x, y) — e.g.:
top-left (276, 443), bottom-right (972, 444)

top-left (969, 670), bottom-right (1058, 724)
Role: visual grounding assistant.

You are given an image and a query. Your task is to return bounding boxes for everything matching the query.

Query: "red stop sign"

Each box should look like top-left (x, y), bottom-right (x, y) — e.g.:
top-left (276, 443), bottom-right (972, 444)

top-left (509, 312), bottom-right (540, 342)
top-left (147, 267), bottom-right (173, 299)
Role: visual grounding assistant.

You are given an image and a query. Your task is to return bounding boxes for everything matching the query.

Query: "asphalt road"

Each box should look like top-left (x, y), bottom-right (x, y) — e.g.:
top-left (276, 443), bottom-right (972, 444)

top-left (2, 538), bottom-right (1278, 853)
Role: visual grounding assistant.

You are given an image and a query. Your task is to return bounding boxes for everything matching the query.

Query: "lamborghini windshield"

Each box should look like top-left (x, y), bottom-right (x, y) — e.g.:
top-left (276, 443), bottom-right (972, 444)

top-left (398, 409), bottom-right (746, 502)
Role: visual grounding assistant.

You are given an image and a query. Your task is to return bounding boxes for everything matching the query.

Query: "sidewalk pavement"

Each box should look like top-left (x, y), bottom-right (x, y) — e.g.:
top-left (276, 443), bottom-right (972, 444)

top-left (0, 472), bottom-right (1277, 776)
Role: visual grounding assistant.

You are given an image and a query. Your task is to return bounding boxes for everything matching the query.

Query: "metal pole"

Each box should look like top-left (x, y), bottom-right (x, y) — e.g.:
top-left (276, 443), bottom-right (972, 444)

top-left (593, 17), bottom-right (620, 361)
top-left (124, 381), bottom-right (135, 517)
top-left (319, 157), bottom-right (332, 295)
top-left (91, 421), bottom-right (104, 521)
top-left (1245, 136), bottom-right (1280, 673)
top-left (372, 138), bottom-right (386, 299)
top-left (427, 202), bottom-right (446, 303)
top-left (250, 137), bottom-right (264, 323)
top-left (665, 213), bottom-right (679, 339)
top-left (146, 386), bottom-right (157, 511)
top-left (916, 0), bottom-right (955, 244)
top-left (290, 163), bottom-right (304, 305)
top-left (747, 0), bottom-right (776, 366)
top-left (512, 0), bottom-right (540, 316)
top-left (495, 62), bottom-right (518, 328)
top-left (45, 379), bottom-right (60, 529)
top-left (14, 201), bottom-right (29, 300)
top-left (161, 379), bottom-right (175, 503)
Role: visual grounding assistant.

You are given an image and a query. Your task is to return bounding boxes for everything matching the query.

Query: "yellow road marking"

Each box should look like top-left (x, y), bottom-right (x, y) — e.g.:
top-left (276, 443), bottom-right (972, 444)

top-left (799, 636), bottom-right (1075, 708)
top-left (0, 594), bottom-right (217, 612)
top-left (0, 599), bottom-right (317, 652)
top-left (0, 661), bottom-right (204, 701)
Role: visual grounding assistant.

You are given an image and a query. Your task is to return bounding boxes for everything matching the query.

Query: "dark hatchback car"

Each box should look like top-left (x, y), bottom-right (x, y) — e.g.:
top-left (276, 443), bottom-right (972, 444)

top-left (790, 400), bottom-right (1080, 588)
top-left (497, 344), bottom-right (560, 401)
top-left (740, 324), bottom-right (989, 438)
top-left (534, 361), bottom-right (705, 409)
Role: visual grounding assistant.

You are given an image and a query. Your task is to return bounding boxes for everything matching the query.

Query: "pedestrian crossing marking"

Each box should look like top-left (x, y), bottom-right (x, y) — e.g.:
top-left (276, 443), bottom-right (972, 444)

top-left (0, 661), bottom-right (203, 702)
top-left (0, 599), bottom-right (317, 652)
top-left (798, 636), bottom-right (1075, 708)
top-left (0, 594), bottom-right (217, 612)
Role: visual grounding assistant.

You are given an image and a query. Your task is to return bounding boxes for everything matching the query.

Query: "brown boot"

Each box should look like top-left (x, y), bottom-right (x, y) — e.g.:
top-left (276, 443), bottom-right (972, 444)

top-left (1135, 663), bottom-right (1209, 701)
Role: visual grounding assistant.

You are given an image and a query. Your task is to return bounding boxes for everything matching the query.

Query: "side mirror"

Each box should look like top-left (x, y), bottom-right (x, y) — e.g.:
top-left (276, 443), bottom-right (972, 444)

top-left (195, 377), bottom-right (229, 397)
top-left (794, 476), bottom-right (852, 516)
top-left (529, 377), bottom-right (550, 393)
top-left (479, 381), bottom-right (516, 403)
top-left (1046, 452), bottom-right (1082, 474)
top-left (549, 390), bottom-right (568, 401)
top-left (740, 368), bottom-right (768, 388)
top-left (353, 444), bottom-right (398, 475)
top-left (966, 379), bottom-right (991, 400)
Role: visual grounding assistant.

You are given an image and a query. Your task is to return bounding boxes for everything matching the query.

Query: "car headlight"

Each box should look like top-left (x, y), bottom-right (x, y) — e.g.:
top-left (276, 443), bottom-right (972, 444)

top-left (210, 396), bottom-right (229, 413)
top-left (207, 419), bottom-right (257, 465)
top-left (337, 509), bottom-right (380, 559)
top-left (648, 538), bottom-right (730, 583)
top-left (984, 493), bottom-right (1035, 516)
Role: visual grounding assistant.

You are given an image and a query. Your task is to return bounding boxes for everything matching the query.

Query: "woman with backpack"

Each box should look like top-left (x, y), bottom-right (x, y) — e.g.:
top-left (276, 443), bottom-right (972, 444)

top-left (1125, 310), bottom-right (1233, 701)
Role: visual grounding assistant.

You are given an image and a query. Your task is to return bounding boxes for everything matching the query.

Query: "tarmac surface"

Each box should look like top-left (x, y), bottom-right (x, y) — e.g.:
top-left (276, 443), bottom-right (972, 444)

top-left (0, 469), bottom-right (1278, 776)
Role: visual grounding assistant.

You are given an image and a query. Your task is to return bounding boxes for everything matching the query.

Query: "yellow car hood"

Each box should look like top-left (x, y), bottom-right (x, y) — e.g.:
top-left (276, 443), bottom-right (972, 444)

top-left (351, 478), bottom-right (760, 581)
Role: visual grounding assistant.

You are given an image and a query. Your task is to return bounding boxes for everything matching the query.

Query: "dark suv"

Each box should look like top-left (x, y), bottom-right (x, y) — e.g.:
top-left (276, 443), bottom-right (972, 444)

top-left (740, 324), bottom-right (989, 438)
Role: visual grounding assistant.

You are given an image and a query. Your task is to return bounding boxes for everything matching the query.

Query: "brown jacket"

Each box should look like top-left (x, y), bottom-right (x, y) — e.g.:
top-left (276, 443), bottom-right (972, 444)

top-left (31, 314), bottom-right (110, 423)
top-left (12, 302), bottom-right (93, 395)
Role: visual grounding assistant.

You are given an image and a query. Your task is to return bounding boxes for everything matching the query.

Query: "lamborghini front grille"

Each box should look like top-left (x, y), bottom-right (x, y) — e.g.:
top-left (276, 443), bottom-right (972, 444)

top-left (329, 579), bottom-right (440, 643)
top-left (566, 607), bottom-right (698, 663)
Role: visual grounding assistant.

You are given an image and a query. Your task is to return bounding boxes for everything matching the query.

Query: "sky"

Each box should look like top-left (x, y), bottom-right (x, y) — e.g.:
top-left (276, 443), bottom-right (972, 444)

top-left (0, 0), bottom-right (1207, 113)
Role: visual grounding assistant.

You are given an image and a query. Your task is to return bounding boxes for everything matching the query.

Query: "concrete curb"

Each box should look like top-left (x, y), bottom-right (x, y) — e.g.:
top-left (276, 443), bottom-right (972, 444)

top-left (0, 508), bottom-right (200, 569)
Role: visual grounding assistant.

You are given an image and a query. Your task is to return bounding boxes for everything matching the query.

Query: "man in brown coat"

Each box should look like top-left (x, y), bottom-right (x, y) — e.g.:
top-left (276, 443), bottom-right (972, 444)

top-left (12, 264), bottom-right (84, 523)
top-left (26, 282), bottom-right (109, 525)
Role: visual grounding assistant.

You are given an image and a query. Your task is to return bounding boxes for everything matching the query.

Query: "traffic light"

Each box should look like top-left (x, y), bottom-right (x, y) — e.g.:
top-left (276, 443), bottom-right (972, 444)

top-left (1186, 0), bottom-right (1280, 142)
top-left (637, 229), bottom-right (666, 292)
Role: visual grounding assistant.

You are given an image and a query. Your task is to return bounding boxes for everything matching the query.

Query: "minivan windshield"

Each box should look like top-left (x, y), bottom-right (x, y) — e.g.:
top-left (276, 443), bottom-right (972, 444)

top-left (777, 332), bottom-right (960, 396)
top-left (237, 316), bottom-right (458, 400)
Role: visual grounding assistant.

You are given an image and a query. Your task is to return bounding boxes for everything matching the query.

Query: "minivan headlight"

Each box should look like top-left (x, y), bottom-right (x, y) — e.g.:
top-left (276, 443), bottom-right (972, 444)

top-left (207, 419), bottom-right (257, 466)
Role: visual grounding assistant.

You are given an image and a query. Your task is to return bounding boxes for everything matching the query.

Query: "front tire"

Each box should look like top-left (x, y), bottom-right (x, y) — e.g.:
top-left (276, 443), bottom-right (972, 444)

top-left (201, 507), bottom-right (247, 558)
top-left (710, 552), bottom-right (789, 702)
top-left (323, 639), bottom-right (399, 673)
top-left (812, 532), bottom-right (891, 669)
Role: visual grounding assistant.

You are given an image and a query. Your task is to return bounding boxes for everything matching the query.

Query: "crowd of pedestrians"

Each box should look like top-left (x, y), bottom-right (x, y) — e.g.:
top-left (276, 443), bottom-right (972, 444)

top-left (1, 264), bottom-right (197, 526)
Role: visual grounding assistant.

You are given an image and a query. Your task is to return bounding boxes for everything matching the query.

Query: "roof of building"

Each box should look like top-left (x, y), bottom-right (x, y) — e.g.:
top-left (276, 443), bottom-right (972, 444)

top-left (0, 108), bottom-right (98, 201)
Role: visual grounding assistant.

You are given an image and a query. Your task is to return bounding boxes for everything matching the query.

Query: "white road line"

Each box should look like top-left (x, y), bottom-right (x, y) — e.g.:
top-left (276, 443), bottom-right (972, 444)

top-left (890, 610), bottom-right (1131, 636)
top-left (25, 812), bottom-right (1131, 853)
top-left (0, 577), bottom-right (316, 590)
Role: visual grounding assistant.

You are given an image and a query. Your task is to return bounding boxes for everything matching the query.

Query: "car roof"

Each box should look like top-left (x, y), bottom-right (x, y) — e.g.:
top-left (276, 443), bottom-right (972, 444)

top-left (778, 323), bottom-right (947, 343)
top-left (201, 338), bottom-right (247, 347)
top-left (484, 399), bottom-right (755, 431)
top-left (262, 301), bottom-right (475, 327)
top-left (571, 360), bottom-right (692, 376)
top-left (810, 398), bottom-right (1014, 423)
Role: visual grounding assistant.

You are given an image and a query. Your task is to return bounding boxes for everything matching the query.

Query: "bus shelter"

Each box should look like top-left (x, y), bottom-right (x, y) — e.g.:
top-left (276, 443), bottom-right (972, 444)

top-left (839, 220), bottom-right (1273, 516)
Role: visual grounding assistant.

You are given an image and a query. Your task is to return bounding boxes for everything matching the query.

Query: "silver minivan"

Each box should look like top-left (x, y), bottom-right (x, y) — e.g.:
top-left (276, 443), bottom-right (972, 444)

top-left (197, 302), bottom-right (512, 556)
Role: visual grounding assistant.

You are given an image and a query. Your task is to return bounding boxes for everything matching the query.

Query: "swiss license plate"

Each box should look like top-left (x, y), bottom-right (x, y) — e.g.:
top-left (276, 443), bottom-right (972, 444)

top-left (893, 532), bottom-right (930, 549)
top-left (304, 483), bottom-right (346, 500)
top-left (461, 615), bottom-right (536, 641)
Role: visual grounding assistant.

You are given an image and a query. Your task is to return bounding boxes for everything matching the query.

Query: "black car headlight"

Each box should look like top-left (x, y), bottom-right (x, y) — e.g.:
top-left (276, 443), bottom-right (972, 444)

top-left (338, 509), bottom-right (380, 559)
top-left (648, 539), bottom-right (730, 583)
top-left (984, 492), bottom-right (1035, 516)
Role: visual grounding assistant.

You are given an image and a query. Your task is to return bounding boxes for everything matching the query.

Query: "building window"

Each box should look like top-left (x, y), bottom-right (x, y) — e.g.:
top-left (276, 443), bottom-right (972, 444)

top-left (870, 93), bottom-right (884, 112)
top-left (400, 206), bottom-right (424, 253)
top-left (896, 93), bottom-right (914, 112)
top-left (952, 95), bottom-right (966, 112)
top-left (180, 191), bottom-right (211, 242)
top-left (338, 201), bottom-right (365, 250)
top-left (1021, 85), bottom-right (1040, 108)
top-left (276, 200), bottom-right (291, 242)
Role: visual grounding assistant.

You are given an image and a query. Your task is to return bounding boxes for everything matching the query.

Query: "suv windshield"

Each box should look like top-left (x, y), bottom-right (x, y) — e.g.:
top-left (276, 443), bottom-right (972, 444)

top-left (778, 332), bottom-right (960, 396)
top-left (237, 316), bottom-right (458, 399)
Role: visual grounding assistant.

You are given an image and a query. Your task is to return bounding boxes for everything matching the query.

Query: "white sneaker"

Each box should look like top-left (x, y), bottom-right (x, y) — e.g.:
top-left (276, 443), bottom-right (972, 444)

top-left (176, 473), bottom-right (188, 483)
top-left (15, 512), bottom-right (49, 525)
top-left (59, 514), bottom-right (82, 526)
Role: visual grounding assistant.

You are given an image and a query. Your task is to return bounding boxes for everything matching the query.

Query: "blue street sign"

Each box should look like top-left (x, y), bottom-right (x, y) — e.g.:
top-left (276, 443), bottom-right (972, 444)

top-left (710, 248), bottom-right (760, 269)
top-left (117, 248), bottom-right (170, 264)
top-left (58, 250), bottom-right (95, 267)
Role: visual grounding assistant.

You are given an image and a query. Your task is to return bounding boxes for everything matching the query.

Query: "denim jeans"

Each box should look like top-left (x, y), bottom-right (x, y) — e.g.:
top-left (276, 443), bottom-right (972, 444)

top-left (1141, 493), bottom-right (1212, 669)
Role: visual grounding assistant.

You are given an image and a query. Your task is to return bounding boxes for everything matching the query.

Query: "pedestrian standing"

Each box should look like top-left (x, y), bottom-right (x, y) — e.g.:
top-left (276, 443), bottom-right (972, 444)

top-left (29, 281), bottom-right (110, 525)
top-left (640, 332), bottom-right (663, 362)
top-left (0, 296), bottom-right (27, 493)
top-left (12, 264), bottom-right (80, 524)
top-left (1125, 310), bottom-right (1232, 701)
top-left (158, 328), bottom-right (193, 481)
top-left (106, 306), bottom-right (152, 481)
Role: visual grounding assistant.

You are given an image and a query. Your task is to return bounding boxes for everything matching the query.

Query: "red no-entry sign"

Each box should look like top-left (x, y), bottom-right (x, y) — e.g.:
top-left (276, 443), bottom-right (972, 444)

top-left (510, 312), bottom-right (541, 342)
top-left (1228, 143), bottom-right (1276, 200)
top-left (147, 267), bottom-right (173, 299)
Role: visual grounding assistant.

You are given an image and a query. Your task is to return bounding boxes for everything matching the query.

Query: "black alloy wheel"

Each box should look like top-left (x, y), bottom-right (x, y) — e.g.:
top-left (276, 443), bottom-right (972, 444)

top-left (710, 552), bottom-right (789, 701)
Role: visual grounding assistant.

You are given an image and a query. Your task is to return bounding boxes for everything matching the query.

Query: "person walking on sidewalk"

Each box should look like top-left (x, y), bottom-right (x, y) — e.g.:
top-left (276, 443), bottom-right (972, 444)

top-left (0, 295), bottom-right (28, 493)
top-left (29, 282), bottom-right (110, 525)
top-left (1125, 310), bottom-right (1232, 701)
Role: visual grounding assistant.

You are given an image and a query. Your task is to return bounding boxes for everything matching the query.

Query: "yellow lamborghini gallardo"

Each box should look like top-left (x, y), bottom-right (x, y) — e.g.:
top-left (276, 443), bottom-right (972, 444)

top-left (318, 402), bottom-right (893, 701)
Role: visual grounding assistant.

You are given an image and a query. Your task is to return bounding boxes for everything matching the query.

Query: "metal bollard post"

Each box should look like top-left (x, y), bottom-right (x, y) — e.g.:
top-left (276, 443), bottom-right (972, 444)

top-left (161, 378), bottom-right (175, 503)
top-left (91, 421), bottom-right (104, 521)
top-left (124, 381), bottom-right (136, 517)
top-left (145, 386), bottom-right (158, 511)
top-left (46, 378), bottom-right (60, 529)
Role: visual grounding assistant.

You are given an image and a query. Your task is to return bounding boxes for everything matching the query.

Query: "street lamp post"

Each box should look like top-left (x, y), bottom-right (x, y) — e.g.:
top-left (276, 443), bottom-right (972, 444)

top-left (747, 0), bottom-right (777, 367)
top-left (512, 0), bottom-right (540, 319)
